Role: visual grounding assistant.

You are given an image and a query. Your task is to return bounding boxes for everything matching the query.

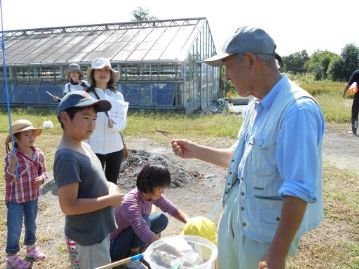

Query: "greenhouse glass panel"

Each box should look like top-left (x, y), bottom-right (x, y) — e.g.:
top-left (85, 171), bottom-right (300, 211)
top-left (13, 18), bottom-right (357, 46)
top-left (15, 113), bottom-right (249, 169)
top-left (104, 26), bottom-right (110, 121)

top-left (160, 27), bottom-right (194, 60)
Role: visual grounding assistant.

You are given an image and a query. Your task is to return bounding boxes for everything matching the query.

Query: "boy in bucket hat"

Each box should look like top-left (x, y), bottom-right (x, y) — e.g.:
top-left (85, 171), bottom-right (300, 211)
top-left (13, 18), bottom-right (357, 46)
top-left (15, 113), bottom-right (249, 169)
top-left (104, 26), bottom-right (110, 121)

top-left (4, 119), bottom-right (47, 269)
top-left (54, 91), bottom-right (124, 268)
top-left (172, 26), bottom-right (324, 269)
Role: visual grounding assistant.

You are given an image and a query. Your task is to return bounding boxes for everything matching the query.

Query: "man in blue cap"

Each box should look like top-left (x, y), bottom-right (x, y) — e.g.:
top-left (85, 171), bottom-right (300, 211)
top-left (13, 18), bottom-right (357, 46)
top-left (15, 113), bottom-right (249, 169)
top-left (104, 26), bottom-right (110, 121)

top-left (171, 26), bottom-right (324, 269)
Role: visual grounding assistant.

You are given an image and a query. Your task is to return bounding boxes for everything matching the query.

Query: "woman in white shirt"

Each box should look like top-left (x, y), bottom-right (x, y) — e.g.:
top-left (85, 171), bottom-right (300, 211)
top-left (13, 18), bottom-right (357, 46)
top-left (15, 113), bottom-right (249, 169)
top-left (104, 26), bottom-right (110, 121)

top-left (86, 58), bottom-right (128, 184)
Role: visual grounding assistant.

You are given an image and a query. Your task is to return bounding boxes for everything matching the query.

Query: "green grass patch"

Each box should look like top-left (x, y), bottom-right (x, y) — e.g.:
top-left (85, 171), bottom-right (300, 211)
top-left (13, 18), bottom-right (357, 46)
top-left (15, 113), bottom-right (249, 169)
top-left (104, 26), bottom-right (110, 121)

top-left (127, 112), bottom-right (241, 138)
top-left (0, 108), bottom-right (242, 138)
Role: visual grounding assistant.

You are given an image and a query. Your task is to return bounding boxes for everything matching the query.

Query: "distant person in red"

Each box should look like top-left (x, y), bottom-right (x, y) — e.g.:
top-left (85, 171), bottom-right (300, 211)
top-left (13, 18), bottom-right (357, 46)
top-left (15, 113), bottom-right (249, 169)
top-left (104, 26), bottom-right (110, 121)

top-left (342, 69), bottom-right (359, 136)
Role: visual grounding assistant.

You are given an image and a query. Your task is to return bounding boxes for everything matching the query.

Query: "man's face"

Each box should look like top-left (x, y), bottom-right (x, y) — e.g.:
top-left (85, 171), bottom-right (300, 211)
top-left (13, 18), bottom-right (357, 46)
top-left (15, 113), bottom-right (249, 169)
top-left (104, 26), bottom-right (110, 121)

top-left (224, 54), bottom-right (253, 97)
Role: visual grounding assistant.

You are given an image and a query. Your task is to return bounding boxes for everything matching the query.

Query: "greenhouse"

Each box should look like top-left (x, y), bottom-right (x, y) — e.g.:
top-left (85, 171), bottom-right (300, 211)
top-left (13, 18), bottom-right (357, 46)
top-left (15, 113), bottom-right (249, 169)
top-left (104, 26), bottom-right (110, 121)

top-left (0, 17), bottom-right (220, 113)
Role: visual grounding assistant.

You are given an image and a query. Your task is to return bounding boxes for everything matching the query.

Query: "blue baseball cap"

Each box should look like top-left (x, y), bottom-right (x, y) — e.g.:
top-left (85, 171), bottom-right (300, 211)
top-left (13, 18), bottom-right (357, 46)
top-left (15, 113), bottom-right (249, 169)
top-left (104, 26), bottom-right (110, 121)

top-left (56, 91), bottom-right (111, 116)
top-left (204, 26), bottom-right (281, 67)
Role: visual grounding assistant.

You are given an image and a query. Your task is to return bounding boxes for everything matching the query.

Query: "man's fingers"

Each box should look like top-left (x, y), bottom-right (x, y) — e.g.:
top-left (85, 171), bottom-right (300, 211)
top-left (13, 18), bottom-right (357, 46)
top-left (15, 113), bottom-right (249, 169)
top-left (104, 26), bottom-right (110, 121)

top-left (259, 261), bottom-right (268, 269)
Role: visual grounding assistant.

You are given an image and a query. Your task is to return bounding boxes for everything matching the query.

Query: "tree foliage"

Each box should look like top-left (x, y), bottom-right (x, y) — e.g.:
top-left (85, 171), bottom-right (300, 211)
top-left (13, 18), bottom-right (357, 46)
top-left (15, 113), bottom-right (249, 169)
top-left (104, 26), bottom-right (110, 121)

top-left (304, 50), bottom-right (340, 80)
top-left (327, 58), bottom-right (346, 81)
top-left (132, 7), bottom-right (157, 21)
top-left (281, 44), bottom-right (359, 81)
top-left (341, 44), bottom-right (359, 80)
top-left (326, 44), bottom-right (359, 81)
top-left (282, 50), bottom-right (309, 74)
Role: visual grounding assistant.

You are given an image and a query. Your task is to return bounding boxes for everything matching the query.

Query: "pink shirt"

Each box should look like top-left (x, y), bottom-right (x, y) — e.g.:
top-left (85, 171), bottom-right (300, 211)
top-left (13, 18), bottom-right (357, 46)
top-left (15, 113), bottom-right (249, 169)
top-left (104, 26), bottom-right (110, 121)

top-left (4, 146), bottom-right (47, 203)
top-left (110, 188), bottom-right (178, 243)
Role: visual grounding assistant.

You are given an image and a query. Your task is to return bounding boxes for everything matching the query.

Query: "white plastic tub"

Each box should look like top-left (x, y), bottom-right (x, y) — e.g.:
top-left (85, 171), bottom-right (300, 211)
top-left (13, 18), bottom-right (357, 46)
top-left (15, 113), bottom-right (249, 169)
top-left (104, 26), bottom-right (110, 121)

top-left (144, 235), bottom-right (217, 269)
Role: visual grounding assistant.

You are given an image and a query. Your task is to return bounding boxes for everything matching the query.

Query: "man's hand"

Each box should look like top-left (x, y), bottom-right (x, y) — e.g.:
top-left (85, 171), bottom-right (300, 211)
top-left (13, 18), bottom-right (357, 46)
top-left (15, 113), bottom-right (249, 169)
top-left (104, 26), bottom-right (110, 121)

top-left (259, 252), bottom-right (285, 269)
top-left (171, 139), bottom-right (196, 159)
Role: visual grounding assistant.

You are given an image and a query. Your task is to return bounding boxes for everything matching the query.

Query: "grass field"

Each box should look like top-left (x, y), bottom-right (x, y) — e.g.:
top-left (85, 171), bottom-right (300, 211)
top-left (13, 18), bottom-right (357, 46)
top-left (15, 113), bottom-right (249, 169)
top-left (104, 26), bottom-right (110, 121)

top-left (0, 78), bottom-right (358, 268)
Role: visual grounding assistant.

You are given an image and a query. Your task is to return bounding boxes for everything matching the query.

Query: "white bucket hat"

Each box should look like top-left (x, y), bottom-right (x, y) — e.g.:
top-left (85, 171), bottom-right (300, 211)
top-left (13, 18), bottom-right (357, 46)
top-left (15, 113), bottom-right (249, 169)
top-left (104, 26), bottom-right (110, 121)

top-left (86, 57), bottom-right (120, 85)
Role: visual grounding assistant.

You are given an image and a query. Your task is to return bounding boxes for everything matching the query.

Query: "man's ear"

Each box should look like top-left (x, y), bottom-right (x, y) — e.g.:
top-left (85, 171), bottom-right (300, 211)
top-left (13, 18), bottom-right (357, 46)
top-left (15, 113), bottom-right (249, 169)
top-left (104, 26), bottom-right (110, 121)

top-left (245, 52), bottom-right (257, 70)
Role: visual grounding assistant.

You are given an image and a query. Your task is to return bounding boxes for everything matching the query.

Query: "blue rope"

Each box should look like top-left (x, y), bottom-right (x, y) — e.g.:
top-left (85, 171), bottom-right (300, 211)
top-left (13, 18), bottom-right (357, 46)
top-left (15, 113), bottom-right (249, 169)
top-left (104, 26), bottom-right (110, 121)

top-left (0, 0), bottom-right (17, 173)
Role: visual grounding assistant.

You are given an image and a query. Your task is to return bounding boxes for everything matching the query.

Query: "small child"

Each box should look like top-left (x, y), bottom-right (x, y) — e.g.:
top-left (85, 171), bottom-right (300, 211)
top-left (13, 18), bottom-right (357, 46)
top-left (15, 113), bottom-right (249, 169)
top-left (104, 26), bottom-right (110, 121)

top-left (110, 164), bottom-right (189, 266)
top-left (54, 91), bottom-right (124, 269)
top-left (4, 119), bottom-right (47, 269)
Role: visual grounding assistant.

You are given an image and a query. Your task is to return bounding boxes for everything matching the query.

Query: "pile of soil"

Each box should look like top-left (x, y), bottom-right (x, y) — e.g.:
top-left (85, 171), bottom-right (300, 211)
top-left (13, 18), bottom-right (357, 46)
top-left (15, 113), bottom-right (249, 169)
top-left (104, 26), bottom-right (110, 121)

top-left (119, 149), bottom-right (204, 189)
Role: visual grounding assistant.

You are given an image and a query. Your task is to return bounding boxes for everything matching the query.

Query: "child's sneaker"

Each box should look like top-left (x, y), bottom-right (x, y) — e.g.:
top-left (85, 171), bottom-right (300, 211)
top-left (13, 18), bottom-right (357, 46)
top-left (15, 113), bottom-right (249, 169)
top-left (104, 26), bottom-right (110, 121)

top-left (5, 255), bottom-right (32, 269)
top-left (26, 246), bottom-right (45, 261)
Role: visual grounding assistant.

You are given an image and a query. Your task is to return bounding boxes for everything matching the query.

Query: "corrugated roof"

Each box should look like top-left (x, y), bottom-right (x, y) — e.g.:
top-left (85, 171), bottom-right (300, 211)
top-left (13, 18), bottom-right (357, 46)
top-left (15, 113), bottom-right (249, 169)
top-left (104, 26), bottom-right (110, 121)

top-left (1, 17), bottom-right (209, 65)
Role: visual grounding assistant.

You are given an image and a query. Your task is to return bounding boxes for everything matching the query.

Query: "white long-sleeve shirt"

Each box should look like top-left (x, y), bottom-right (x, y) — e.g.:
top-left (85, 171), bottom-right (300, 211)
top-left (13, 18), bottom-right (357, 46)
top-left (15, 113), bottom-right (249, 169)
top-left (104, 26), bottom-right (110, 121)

top-left (87, 88), bottom-right (128, 154)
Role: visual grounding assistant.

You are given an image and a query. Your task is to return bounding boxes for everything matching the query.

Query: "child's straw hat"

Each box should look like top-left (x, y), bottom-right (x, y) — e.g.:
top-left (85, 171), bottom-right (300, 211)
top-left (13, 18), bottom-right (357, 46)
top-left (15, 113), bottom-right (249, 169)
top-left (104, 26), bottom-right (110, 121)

top-left (5, 119), bottom-right (42, 144)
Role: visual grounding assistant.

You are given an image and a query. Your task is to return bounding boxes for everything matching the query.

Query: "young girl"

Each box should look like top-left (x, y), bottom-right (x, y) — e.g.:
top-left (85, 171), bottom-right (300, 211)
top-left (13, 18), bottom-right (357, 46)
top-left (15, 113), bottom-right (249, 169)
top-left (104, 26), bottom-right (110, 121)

top-left (63, 63), bottom-right (90, 95)
top-left (4, 119), bottom-right (47, 269)
top-left (110, 165), bottom-right (189, 265)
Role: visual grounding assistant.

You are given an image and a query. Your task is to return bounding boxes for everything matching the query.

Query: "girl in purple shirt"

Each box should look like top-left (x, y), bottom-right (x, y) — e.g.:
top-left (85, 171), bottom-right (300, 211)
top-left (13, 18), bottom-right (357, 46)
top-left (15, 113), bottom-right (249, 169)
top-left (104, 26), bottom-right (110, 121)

top-left (110, 165), bottom-right (189, 262)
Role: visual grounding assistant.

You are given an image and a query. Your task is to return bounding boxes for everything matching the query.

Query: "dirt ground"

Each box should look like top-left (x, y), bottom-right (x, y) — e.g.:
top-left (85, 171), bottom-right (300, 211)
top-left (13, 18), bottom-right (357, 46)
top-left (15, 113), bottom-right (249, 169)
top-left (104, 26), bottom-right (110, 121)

top-left (0, 123), bottom-right (358, 268)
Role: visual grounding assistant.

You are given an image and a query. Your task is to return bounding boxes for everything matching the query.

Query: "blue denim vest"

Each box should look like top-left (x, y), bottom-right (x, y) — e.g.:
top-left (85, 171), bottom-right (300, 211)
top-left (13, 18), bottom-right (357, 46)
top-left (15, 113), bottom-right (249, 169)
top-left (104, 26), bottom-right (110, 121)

top-left (223, 78), bottom-right (323, 243)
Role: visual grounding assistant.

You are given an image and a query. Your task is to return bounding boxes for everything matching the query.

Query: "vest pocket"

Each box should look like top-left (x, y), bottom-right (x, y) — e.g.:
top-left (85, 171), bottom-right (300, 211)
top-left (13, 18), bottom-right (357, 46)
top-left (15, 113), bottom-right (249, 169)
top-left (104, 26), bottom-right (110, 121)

top-left (250, 138), bottom-right (279, 192)
top-left (259, 206), bottom-right (282, 225)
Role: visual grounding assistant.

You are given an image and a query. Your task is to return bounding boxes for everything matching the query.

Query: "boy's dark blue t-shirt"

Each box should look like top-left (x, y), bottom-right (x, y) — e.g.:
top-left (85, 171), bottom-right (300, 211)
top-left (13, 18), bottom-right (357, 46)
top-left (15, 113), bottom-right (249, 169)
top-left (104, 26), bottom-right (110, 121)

top-left (54, 147), bottom-right (116, 246)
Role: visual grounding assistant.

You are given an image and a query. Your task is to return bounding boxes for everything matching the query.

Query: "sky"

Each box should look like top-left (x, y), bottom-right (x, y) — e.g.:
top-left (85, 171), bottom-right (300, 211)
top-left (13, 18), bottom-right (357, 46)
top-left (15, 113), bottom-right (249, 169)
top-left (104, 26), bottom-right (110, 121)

top-left (1, 0), bottom-right (358, 57)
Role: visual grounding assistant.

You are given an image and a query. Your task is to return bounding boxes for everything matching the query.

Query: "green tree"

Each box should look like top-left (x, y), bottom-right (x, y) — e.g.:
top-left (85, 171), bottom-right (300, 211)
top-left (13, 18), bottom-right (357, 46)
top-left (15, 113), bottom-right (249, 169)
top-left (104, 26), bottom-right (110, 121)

top-left (305, 50), bottom-right (340, 80)
top-left (132, 7), bottom-right (157, 21)
top-left (327, 57), bottom-right (345, 81)
top-left (282, 50), bottom-right (309, 74)
top-left (341, 43), bottom-right (359, 80)
top-left (326, 44), bottom-right (359, 81)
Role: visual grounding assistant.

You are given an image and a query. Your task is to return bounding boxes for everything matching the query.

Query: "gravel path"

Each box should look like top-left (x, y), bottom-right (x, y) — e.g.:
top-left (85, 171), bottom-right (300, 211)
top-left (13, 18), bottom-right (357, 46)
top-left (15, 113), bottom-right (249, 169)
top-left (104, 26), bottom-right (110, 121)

top-left (323, 126), bottom-right (359, 175)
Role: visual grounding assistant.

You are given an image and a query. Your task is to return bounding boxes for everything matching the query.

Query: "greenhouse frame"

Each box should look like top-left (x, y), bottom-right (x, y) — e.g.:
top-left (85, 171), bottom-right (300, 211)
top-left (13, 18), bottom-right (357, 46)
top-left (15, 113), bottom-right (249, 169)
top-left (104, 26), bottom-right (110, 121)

top-left (0, 17), bottom-right (220, 113)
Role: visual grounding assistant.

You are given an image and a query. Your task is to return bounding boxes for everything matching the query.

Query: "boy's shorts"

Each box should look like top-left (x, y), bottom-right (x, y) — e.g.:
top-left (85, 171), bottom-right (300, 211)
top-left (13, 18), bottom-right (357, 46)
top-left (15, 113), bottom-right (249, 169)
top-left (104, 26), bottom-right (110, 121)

top-left (66, 235), bottom-right (111, 269)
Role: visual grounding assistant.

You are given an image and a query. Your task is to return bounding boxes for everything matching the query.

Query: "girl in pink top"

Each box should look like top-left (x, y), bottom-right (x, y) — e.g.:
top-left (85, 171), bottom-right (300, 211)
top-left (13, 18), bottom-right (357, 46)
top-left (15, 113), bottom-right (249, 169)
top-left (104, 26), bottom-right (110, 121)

top-left (110, 165), bottom-right (189, 262)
